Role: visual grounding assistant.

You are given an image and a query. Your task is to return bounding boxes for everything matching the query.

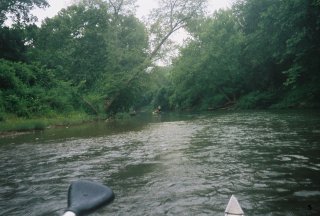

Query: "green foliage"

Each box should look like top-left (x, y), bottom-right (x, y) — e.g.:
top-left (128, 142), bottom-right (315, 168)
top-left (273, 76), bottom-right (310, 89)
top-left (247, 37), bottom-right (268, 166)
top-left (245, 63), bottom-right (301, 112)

top-left (199, 94), bottom-right (226, 111)
top-left (170, 10), bottom-right (245, 110)
top-left (30, 2), bottom-right (148, 114)
top-left (141, 66), bottom-right (173, 110)
top-left (114, 112), bottom-right (131, 120)
top-left (153, 87), bottom-right (171, 110)
top-left (1, 0), bottom-right (320, 130)
top-left (169, 0), bottom-right (320, 110)
top-left (0, 0), bottom-right (151, 125)
top-left (0, 59), bottom-right (77, 118)
top-left (32, 3), bottom-right (113, 89)
top-left (0, 119), bottom-right (47, 132)
top-left (0, 112), bottom-right (92, 132)
top-left (0, 0), bottom-right (49, 26)
top-left (271, 85), bottom-right (320, 109)
top-left (237, 91), bottom-right (277, 109)
top-left (236, 0), bottom-right (320, 90)
top-left (0, 27), bottom-right (27, 61)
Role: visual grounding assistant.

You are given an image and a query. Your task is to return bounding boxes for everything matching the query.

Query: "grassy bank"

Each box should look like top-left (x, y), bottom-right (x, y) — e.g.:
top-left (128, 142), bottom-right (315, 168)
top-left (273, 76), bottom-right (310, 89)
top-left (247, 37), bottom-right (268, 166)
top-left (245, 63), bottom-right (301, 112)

top-left (0, 112), bottom-right (97, 134)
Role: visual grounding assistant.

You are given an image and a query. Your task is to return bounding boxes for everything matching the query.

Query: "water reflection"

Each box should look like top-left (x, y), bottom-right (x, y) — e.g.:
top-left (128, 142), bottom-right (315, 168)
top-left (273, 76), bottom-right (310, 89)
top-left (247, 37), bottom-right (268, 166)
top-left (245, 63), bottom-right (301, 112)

top-left (0, 111), bottom-right (319, 215)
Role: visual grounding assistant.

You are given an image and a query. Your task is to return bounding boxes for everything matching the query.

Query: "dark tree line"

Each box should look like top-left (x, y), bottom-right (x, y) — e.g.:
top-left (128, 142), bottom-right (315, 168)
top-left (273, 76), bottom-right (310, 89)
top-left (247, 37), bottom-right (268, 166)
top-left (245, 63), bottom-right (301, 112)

top-left (167, 0), bottom-right (320, 110)
top-left (1, 0), bottom-right (149, 119)
top-left (1, 0), bottom-right (319, 121)
top-left (0, 0), bottom-right (206, 120)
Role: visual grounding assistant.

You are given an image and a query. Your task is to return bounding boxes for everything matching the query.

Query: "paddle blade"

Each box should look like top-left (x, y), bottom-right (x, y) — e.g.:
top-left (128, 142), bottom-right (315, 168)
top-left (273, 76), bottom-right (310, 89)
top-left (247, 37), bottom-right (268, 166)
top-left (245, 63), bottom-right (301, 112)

top-left (65, 180), bottom-right (115, 216)
top-left (225, 195), bottom-right (244, 216)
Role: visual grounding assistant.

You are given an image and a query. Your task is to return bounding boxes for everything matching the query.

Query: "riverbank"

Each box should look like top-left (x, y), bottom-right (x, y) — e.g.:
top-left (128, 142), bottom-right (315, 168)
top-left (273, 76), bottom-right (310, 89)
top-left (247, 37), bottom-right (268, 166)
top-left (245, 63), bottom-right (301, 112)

top-left (0, 112), bottom-right (98, 137)
top-left (0, 111), bottom-right (143, 137)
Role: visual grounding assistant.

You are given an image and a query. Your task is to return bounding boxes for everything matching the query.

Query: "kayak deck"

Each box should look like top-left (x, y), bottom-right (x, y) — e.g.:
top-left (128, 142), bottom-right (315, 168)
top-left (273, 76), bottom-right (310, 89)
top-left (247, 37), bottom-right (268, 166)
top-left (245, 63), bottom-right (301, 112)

top-left (225, 195), bottom-right (244, 216)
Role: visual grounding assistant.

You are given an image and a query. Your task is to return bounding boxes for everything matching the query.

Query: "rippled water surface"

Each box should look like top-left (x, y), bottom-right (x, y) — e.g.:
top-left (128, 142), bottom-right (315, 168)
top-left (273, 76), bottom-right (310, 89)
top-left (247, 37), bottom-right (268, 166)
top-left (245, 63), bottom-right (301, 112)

top-left (1, 111), bottom-right (320, 215)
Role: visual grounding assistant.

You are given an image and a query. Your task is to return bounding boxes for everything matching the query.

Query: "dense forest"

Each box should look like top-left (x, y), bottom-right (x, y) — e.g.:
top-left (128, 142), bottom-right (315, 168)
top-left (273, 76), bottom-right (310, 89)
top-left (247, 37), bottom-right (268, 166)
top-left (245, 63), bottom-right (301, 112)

top-left (1, 0), bottom-right (319, 123)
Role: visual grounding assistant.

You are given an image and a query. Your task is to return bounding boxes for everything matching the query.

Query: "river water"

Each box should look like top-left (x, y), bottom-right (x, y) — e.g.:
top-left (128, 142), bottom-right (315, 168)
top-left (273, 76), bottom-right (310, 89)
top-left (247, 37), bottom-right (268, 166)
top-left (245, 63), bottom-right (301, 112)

top-left (0, 110), bottom-right (319, 216)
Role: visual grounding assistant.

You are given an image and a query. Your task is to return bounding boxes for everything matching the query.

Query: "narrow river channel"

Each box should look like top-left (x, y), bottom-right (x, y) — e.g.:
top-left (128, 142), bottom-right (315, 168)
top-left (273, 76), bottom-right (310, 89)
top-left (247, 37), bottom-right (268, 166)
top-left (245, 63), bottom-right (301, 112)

top-left (1, 110), bottom-right (319, 215)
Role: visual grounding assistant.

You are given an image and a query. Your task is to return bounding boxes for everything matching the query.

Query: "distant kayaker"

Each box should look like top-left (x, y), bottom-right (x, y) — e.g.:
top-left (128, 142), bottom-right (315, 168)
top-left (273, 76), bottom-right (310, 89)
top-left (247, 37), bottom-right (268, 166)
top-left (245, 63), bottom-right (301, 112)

top-left (153, 105), bottom-right (161, 114)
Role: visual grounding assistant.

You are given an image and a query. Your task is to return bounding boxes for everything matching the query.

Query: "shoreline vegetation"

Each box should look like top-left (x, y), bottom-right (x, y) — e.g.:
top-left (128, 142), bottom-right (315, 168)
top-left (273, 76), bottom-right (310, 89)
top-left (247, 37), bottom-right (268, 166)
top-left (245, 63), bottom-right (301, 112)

top-left (1, 0), bottom-right (319, 137)
top-left (1, 106), bottom-right (318, 137)
top-left (0, 112), bottom-right (96, 137)
top-left (0, 110), bottom-right (140, 137)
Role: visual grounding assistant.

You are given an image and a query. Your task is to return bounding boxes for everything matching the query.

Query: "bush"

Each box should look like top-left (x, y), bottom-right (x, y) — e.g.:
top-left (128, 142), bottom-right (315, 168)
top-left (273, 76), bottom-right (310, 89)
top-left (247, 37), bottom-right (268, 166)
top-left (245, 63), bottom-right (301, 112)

top-left (15, 120), bottom-right (47, 131)
top-left (271, 85), bottom-right (319, 109)
top-left (0, 113), bottom-right (5, 122)
top-left (0, 119), bottom-right (48, 132)
top-left (152, 87), bottom-right (171, 110)
top-left (200, 94), bottom-right (227, 110)
top-left (0, 59), bottom-right (77, 117)
top-left (237, 91), bottom-right (276, 109)
top-left (114, 112), bottom-right (131, 120)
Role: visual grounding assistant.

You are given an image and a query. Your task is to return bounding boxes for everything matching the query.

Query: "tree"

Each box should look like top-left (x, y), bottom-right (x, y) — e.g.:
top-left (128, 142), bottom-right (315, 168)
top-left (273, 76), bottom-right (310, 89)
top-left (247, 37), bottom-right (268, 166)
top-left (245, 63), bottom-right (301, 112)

top-left (148, 0), bottom-right (206, 60)
top-left (0, 59), bottom-right (76, 117)
top-left (170, 10), bottom-right (245, 110)
top-left (32, 3), bottom-right (113, 87)
top-left (104, 0), bottom-right (207, 112)
top-left (0, 0), bottom-right (48, 62)
top-left (169, 0), bottom-right (320, 110)
top-left (73, 0), bottom-right (137, 16)
top-left (107, 0), bottom-right (137, 16)
top-left (0, 26), bottom-right (26, 61)
top-left (0, 0), bottom-right (49, 26)
top-left (234, 0), bottom-right (320, 107)
top-left (31, 1), bottom-right (148, 113)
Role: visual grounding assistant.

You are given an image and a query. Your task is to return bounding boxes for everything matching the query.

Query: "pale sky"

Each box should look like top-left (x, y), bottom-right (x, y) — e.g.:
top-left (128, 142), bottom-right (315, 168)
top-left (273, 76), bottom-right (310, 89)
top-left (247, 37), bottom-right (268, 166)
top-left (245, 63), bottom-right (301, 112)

top-left (32, 0), bottom-right (232, 24)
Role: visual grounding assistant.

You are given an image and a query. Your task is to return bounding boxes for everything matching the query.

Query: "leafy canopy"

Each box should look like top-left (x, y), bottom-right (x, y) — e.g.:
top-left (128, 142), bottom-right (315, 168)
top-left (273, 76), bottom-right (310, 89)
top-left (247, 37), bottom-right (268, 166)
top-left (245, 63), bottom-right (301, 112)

top-left (0, 0), bottom-right (49, 26)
